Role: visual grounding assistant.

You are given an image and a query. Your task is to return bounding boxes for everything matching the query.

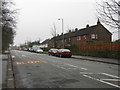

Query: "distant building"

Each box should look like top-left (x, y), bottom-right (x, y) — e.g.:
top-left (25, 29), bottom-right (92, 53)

top-left (43, 20), bottom-right (112, 48)
top-left (115, 39), bottom-right (120, 42)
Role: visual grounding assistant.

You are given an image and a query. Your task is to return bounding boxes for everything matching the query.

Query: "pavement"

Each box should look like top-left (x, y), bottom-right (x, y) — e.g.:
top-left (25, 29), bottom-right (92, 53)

top-left (0, 54), bottom-right (2, 90)
top-left (1, 54), bottom-right (8, 89)
top-left (72, 55), bottom-right (119, 65)
top-left (2, 53), bottom-right (15, 89)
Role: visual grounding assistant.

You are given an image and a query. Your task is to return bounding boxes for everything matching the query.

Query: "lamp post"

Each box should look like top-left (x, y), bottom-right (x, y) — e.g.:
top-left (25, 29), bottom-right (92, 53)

top-left (58, 18), bottom-right (64, 48)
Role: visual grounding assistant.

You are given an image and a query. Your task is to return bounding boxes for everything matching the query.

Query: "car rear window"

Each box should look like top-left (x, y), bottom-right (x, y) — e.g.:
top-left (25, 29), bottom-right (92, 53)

top-left (61, 49), bottom-right (70, 52)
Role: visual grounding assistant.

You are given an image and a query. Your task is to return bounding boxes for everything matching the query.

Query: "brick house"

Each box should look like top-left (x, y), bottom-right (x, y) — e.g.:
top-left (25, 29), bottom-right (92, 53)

top-left (46, 20), bottom-right (112, 48)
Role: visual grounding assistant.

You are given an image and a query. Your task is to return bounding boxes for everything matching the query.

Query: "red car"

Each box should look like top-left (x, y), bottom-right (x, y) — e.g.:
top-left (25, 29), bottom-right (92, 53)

top-left (48, 49), bottom-right (58, 56)
top-left (56, 49), bottom-right (72, 58)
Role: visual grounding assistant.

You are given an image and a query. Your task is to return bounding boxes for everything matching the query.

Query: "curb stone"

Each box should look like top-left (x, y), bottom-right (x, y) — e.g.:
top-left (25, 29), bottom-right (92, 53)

top-left (7, 55), bottom-right (16, 88)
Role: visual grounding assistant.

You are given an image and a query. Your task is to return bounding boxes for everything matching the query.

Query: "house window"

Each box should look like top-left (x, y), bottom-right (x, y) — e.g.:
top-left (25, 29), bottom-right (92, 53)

top-left (78, 36), bottom-right (81, 40)
top-left (84, 35), bottom-right (86, 39)
top-left (68, 38), bottom-right (71, 42)
top-left (77, 36), bottom-right (79, 40)
top-left (65, 39), bottom-right (66, 42)
top-left (91, 34), bottom-right (98, 39)
top-left (77, 36), bottom-right (81, 40)
top-left (96, 34), bottom-right (98, 39)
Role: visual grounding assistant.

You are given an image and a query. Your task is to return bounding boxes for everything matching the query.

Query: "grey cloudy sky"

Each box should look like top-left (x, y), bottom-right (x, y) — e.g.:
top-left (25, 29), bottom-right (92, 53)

top-left (13, 0), bottom-right (118, 45)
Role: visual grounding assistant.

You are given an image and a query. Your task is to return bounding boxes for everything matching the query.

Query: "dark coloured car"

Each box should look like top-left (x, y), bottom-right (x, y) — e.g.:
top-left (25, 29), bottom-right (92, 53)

top-left (48, 49), bottom-right (58, 56)
top-left (56, 49), bottom-right (72, 58)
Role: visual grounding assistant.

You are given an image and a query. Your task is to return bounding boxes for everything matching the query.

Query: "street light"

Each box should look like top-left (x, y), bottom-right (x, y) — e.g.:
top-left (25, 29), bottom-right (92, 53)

top-left (58, 18), bottom-right (64, 48)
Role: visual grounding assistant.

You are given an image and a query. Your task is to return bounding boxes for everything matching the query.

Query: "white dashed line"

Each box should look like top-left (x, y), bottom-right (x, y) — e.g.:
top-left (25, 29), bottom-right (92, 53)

top-left (12, 56), bottom-right (15, 59)
top-left (8, 78), bottom-right (13, 81)
top-left (8, 68), bottom-right (12, 71)
top-left (22, 55), bottom-right (26, 57)
top-left (56, 65), bottom-right (70, 71)
top-left (80, 72), bottom-right (94, 74)
top-left (81, 68), bottom-right (87, 70)
top-left (65, 63), bottom-right (78, 68)
top-left (65, 63), bottom-right (87, 70)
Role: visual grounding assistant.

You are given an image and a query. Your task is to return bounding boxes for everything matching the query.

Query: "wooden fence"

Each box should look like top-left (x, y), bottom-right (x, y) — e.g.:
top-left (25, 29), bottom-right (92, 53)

top-left (78, 43), bottom-right (120, 51)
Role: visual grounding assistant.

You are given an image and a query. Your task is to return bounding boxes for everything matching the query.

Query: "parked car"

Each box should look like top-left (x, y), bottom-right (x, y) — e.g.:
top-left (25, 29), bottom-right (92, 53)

top-left (28, 48), bottom-right (34, 52)
top-left (56, 49), bottom-right (72, 58)
top-left (36, 49), bottom-right (43, 53)
top-left (48, 49), bottom-right (58, 56)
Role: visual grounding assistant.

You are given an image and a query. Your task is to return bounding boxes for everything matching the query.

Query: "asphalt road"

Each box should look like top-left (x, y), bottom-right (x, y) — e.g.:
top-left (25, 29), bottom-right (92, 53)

top-left (11, 50), bottom-right (120, 88)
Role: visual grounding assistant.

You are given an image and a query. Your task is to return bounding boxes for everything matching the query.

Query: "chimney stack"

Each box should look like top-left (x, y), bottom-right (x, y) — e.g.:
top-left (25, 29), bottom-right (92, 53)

top-left (75, 28), bottom-right (78, 31)
top-left (86, 24), bottom-right (89, 28)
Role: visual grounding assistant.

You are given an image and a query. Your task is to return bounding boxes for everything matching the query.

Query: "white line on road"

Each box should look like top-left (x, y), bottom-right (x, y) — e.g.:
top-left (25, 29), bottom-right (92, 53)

top-left (12, 56), bottom-right (15, 59)
top-left (22, 55), bottom-right (26, 57)
top-left (8, 78), bottom-right (13, 81)
top-left (51, 64), bottom-right (70, 71)
top-left (80, 72), bottom-right (94, 74)
top-left (81, 68), bottom-right (87, 70)
top-left (65, 63), bottom-right (87, 70)
top-left (56, 65), bottom-right (70, 71)
top-left (83, 75), bottom-right (120, 88)
top-left (64, 63), bottom-right (78, 68)
top-left (8, 68), bottom-right (12, 71)
top-left (102, 73), bottom-right (120, 79)
top-left (101, 79), bottom-right (120, 81)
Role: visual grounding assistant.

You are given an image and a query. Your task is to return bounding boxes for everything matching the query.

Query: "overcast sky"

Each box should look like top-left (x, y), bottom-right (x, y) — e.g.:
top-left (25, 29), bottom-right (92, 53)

top-left (13, 0), bottom-right (118, 45)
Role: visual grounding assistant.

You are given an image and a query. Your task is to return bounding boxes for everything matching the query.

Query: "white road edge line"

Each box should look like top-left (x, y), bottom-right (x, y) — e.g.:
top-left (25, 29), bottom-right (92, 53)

top-left (102, 73), bottom-right (120, 79)
top-left (83, 74), bottom-right (120, 88)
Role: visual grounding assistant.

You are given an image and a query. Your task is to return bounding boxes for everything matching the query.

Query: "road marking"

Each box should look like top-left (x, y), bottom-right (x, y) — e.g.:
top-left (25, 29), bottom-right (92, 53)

top-left (81, 68), bottom-right (87, 70)
top-left (31, 61), bottom-right (33, 63)
top-left (52, 64), bottom-right (70, 71)
top-left (68, 67), bottom-right (77, 70)
top-left (8, 68), bottom-right (12, 71)
top-left (101, 79), bottom-right (120, 81)
top-left (65, 63), bottom-right (78, 68)
top-left (83, 75), bottom-right (120, 88)
top-left (8, 78), bottom-right (13, 81)
top-left (12, 56), bottom-right (15, 59)
top-left (102, 73), bottom-right (120, 79)
top-left (80, 72), bottom-right (94, 74)
top-left (58, 66), bottom-right (70, 71)
top-left (14, 60), bottom-right (47, 65)
top-left (22, 55), bottom-right (26, 57)
top-left (65, 63), bottom-right (87, 70)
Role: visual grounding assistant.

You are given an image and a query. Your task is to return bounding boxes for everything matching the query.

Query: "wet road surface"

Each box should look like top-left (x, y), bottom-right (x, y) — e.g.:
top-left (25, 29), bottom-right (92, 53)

top-left (11, 50), bottom-right (119, 88)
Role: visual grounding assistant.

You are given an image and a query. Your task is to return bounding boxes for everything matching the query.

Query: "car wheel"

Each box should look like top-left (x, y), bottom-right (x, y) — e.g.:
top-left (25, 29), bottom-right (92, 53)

top-left (69, 56), bottom-right (71, 58)
top-left (60, 54), bottom-right (62, 58)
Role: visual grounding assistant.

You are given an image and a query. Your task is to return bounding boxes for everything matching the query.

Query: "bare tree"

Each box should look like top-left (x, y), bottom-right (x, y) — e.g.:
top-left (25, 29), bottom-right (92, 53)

top-left (96, 0), bottom-right (120, 29)
top-left (1, 0), bottom-right (17, 52)
top-left (51, 23), bottom-right (57, 37)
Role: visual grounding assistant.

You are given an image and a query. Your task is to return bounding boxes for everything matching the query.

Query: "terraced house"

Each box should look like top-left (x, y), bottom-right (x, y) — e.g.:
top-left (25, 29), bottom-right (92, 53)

top-left (47, 20), bottom-right (112, 48)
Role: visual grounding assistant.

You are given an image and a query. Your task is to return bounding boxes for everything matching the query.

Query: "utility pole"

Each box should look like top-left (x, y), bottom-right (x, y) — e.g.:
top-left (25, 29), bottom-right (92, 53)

top-left (58, 18), bottom-right (64, 48)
